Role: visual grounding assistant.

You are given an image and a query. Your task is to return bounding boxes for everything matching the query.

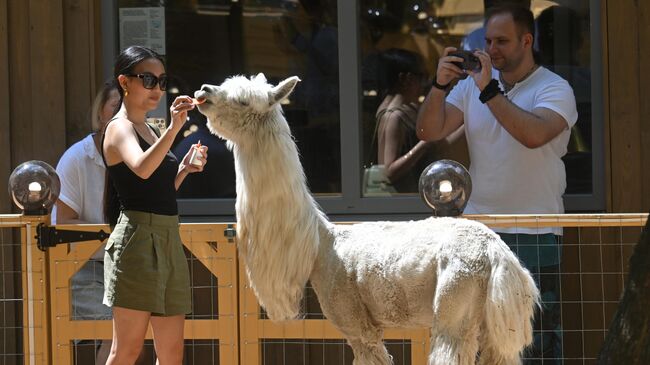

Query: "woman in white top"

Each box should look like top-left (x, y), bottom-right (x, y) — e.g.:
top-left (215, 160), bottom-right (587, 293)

top-left (54, 81), bottom-right (120, 224)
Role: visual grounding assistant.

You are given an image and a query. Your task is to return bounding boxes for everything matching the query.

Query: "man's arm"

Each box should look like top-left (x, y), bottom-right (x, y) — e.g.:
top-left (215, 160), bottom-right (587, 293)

top-left (416, 47), bottom-right (466, 142)
top-left (484, 96), bottom-right (569, 148)
top-left (470, 50), bottom-right (573, 148)
top-left (416, 89), bottom-right (464, 142)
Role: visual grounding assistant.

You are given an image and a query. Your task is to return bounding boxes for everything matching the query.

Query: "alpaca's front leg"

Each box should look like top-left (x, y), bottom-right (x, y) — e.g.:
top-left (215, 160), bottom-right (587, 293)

top-left (348, 337), bottom-right (393, 365)
top-left (322, 301), bottom-right (393, 365)
top-left (310, 237), bottom-right (393, 365)
top-left (314, 280), bottom-right (393, 365)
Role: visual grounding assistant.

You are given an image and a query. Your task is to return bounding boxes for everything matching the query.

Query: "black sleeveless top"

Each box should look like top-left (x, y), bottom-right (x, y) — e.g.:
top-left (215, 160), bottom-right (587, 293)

top-left (103, 123), bottom-right (179, 216)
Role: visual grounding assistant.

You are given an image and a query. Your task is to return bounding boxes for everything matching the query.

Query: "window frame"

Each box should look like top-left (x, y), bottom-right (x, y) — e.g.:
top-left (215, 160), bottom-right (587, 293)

top-left (102, 0), bottom-right (605, 221)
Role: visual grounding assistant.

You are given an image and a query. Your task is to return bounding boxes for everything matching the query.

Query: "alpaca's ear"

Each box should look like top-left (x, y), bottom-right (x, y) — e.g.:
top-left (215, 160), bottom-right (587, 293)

top-left (269, 76), bottom-right (301, 105)
top-left (253, 73), bottom-right (267, 83)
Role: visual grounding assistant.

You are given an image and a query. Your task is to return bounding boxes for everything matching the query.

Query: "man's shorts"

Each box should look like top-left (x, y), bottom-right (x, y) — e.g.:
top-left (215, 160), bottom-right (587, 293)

top-left (103, 210), bottom-right (191, 316)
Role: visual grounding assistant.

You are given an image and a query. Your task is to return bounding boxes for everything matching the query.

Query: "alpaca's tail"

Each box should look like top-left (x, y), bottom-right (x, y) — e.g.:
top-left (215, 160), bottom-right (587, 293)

top-left (483, 236), bottom-right (540, 362)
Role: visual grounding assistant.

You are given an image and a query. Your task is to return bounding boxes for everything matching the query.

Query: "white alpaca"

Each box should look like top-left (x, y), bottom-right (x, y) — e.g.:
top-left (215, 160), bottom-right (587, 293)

top-left (195, 74), bottom-right (540, 365)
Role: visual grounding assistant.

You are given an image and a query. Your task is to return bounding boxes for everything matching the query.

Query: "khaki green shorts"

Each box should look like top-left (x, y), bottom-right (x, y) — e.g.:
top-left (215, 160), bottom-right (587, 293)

top-left (103, 210), bottom-right (191, 316)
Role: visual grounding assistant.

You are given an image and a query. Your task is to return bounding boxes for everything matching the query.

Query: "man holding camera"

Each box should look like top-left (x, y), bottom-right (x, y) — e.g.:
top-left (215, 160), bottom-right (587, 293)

top-left (417, 4), bottom-right (577, 362)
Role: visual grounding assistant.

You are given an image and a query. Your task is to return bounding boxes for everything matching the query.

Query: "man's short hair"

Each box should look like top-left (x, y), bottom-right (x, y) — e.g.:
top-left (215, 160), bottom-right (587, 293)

top-left (484, 0), bottom-right (531, 10)
top-left (485, 3), bottom-right (535, 42)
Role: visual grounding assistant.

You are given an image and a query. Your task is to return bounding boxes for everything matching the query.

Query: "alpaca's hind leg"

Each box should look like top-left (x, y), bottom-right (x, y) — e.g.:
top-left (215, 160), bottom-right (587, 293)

top-left (477, 332), bottom-right (521, 365)
top-left (429, 329), bottom-right (479, 365)
top-left (428, 270), bottom-right (483, 365)
top-left (476, 347), bottom-right (520, 365)
top-left (348, 338), bottom-right (393, 365)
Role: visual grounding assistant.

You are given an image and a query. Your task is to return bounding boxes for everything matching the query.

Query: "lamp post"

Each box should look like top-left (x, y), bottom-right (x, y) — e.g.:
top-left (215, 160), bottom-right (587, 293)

top-left (8, 160), bottom-right (60, 215)
top-left (419, 159), bottom-right (472, 217)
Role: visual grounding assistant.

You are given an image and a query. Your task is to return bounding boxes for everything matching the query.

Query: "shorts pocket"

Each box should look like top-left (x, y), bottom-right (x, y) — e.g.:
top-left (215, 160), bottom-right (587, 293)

top-left (105, 223), bottom-right (130, 252)
top-left (116, 224), bottom-right (154, 268)
top-left (117, 224), bottom-right (143, 256)
top-left (107, 223), bottom-right (140, 262)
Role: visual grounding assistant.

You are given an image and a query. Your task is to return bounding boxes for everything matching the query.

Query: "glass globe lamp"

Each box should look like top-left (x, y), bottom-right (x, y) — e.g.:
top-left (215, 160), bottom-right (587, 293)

top-left (419, 159), bottom-right (472, 217)
top-left (8, 160), bottom-right (60, 215)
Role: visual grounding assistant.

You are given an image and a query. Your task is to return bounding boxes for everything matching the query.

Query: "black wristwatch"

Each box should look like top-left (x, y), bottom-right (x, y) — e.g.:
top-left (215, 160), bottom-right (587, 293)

top-left (431, 79), bottom-right (450, 91)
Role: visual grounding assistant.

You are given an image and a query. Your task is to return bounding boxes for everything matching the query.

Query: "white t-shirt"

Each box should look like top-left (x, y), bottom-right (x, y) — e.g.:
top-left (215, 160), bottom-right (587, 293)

top-left (447, 67), bottom-right (578, 234)
top-left (52, 134), bottom-right (106, 225)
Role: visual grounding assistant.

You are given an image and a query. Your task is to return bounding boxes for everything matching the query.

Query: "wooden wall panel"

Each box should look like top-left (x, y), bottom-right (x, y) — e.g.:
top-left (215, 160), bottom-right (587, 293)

top-left (607, 0), bottom-right (643, 213)
top-left (0, 1), bottom-right (10, 214)
top-left (93, 0), bottom-right (103, 91)
top-left (0, 0), bottom-right (99, 216)
top-left (7, 0), bottom-right (66, 168)
top-left (8, 1), bottom-right (33, 169)
top-left (28, 0), bottom-right (66, 165)
top-left (63, 0), bottom-right (96, 146)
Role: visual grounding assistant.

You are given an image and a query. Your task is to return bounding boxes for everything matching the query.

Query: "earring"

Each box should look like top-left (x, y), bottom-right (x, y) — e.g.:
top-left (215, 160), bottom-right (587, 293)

top-left (124, 89), bottom-right (128, 97)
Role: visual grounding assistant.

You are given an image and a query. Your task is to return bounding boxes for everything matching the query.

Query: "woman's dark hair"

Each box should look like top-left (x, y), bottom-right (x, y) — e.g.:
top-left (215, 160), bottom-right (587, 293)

top-left (103, 46), bottom-right (165, 225)
top-left (112, 45), bottom-right (165, 110)
top-left (378, 48), bottom-right (423, 96)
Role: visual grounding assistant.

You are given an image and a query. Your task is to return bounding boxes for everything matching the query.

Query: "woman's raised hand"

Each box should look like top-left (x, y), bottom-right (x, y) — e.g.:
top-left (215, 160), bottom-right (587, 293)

top-left (180, 144), bottom-right (208, 174)
top-left (169, 95), bottom-right (195, 132)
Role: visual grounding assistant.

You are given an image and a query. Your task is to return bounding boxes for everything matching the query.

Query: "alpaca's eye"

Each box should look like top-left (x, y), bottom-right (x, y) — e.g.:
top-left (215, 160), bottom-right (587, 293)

top-left (237, 99), bottom-right (249, 107)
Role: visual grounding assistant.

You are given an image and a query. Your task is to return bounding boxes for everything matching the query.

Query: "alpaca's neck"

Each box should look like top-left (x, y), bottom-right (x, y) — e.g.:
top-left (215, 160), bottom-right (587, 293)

top-left (233, 122), bottom-right (330, 320)
top-left (236, 129), bottom-right (321, 224)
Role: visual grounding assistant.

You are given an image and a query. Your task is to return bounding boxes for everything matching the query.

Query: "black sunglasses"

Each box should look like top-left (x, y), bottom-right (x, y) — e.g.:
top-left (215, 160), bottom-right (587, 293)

top-left (125, 72), bottom-right (168, 91)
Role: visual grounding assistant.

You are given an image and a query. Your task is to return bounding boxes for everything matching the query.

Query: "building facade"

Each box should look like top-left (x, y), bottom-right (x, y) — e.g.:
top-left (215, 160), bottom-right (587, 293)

top-left (1, 0), bottom-right (649, 219)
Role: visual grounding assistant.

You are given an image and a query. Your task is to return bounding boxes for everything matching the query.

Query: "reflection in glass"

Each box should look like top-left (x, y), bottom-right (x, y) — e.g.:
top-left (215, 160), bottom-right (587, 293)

top-left (535, 3), bottom-right (592, 194)
top-left (360, 0), bottom-right (472, 197)
top-left (363, 48), bottom-right (437, 196)
top-left (360, 0), bottom-right (593, 196)
top-left (118, 0), bottom-right (341, 198)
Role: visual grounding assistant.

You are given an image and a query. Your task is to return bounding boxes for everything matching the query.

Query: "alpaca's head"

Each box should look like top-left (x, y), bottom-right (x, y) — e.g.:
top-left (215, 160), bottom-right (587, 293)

top-left (194, 74), bottom-right (300, 143)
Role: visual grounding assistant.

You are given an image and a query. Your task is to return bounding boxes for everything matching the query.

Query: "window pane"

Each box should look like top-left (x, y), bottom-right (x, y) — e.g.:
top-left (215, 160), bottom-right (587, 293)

top-left (359, 0), bottom-right (594, 197)
top-left (117, 0), bottom-right (341, 198)
top-left (359, 0), bottom-right (472, 197)
top-left (534, 1), bottom-right (593, 194)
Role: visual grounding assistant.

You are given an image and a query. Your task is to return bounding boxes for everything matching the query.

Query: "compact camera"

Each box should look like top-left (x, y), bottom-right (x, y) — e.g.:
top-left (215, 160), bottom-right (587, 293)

top-left (448, 50), bottom-right (481, 71)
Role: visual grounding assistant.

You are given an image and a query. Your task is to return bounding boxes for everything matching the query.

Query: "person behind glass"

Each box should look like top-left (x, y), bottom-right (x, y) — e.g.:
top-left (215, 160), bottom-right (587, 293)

top-left (101, 45), bottom-right (208, 365)
top-left (374, 48), bottom-right (434, 193)
top-left (287, 0), bottom-right (338, 120)
top-left (536, 5), bottom-right (593, 194)
top-left (53, 81), bottom-right (121, 364)
top-left (416, 5), bottom-right (577, 363)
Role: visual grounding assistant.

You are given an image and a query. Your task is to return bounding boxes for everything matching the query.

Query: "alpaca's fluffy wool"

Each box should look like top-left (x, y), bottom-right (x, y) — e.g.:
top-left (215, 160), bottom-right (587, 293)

top-left (196, 74), bottom-right (540, 365)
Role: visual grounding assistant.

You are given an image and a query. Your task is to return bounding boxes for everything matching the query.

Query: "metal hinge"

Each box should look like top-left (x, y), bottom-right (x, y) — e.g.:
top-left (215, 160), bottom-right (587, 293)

top-left (224, 224), bottom-right (236, 243)
top-left (35, 223), bottom-right (110, 252)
